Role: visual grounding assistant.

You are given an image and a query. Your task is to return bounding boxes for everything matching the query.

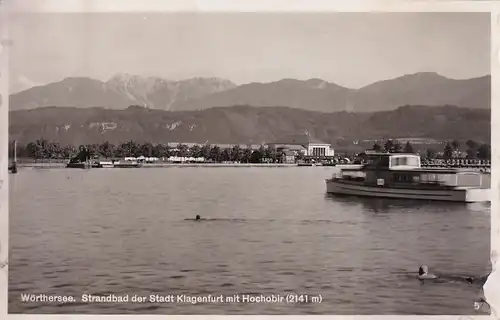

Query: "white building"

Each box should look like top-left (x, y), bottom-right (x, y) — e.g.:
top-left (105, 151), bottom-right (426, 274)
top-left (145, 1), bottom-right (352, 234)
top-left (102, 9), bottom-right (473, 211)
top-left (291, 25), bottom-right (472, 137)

top-left (270, 135), bottom-right (335, 158)
top-left (305, 140), bottom-right (335, 157)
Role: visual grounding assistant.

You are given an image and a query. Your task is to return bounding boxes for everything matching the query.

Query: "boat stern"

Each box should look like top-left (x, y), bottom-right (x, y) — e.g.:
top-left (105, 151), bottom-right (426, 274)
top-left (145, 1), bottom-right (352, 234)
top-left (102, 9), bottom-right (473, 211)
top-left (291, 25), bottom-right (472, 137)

top-left (464, 187), bottom-right (490, 203)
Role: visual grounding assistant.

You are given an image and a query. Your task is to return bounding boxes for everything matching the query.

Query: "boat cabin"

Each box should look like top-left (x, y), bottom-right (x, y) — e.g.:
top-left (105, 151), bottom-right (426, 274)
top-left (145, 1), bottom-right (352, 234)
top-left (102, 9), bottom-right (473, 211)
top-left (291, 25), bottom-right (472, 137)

top-left (339, 153), bottom-right (484, 188)
top-left (364, 152), bottom-right (421, 170)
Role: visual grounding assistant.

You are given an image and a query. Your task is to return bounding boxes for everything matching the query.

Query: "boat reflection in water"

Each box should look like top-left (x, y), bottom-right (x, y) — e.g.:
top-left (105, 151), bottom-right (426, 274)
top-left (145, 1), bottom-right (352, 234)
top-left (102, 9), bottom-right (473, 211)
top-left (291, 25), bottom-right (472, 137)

top-left (324, 193), bottom-right (489, 214)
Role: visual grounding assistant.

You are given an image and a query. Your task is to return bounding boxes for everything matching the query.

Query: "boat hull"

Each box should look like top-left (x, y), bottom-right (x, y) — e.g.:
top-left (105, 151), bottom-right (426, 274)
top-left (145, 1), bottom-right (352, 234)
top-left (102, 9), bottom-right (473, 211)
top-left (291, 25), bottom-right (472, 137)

top-left (66, 162), bottom-right (142, 168)
top-left (113, 163), bottom-right (142, 168)
top-left (99, 164), bottom-right (115, 168)
top-left (325, 179), bottom-right (490, 203)
top-left (66, 163), bottom-right (92, 169)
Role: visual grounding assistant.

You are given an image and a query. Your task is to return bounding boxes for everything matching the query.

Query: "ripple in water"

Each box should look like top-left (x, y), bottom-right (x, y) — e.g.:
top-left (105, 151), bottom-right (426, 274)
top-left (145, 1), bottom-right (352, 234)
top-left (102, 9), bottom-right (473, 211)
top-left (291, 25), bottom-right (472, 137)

top-left (8, 168), bottom-right (490, 315)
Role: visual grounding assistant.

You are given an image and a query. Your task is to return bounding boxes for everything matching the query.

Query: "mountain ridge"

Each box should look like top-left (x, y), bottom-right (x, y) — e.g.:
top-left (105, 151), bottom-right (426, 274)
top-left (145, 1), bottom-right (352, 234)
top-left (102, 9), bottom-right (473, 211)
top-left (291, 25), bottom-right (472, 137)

top-left (9, 104), bottom-right (490, 146)
top-left (9, 72), bottom-right (490, 113)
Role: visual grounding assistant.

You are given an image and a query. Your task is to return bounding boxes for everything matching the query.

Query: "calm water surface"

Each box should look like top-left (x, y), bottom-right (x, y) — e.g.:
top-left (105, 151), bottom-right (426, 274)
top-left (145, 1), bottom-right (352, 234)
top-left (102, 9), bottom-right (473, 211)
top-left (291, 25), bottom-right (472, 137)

top-left (9, 167), bottom-right (490, 314)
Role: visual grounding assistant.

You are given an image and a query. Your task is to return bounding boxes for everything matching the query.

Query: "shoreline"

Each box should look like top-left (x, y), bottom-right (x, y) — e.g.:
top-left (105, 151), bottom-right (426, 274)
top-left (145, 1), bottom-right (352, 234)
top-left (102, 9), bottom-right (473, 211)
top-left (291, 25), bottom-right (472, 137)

top-left (17, 163), bottom-right (300, 168)
top-left (15, 162), bottom-right (491, 173)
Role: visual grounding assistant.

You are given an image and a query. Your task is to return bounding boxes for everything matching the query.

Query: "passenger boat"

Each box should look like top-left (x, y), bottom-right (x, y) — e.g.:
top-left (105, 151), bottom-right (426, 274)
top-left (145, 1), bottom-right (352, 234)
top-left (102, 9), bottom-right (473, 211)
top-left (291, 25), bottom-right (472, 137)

top-left (325, 152), bottom-right (490, 203)
top-left (95, 160), bottom-right (115, 168)
top-left (66, 159), bottom-right (142, 169)
top-left (112, 161), bottom-right (142, 168)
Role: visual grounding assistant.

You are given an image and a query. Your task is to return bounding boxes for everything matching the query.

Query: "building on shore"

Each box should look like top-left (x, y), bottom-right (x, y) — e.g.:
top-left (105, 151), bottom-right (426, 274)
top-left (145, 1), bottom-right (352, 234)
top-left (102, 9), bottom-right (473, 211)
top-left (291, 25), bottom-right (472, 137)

top-left (269, 134), bottom-right (335, 163)
top-left (281, 151), bottom-right (297, 164)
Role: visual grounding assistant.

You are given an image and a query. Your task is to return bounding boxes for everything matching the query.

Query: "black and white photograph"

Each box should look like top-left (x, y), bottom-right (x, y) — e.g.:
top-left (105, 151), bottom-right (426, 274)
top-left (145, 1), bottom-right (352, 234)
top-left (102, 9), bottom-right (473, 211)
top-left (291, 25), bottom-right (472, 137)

top-left (3, 3), bottom-right (494, 316)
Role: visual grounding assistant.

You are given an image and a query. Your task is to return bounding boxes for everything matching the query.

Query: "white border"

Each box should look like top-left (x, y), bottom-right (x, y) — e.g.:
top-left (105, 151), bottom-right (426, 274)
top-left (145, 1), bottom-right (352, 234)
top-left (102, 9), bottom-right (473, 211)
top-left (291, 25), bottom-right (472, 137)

top-left (1, 1), bottom-right (497, 319)
top-left (0, 0), bottom-right (9, 317)
top-left (2, 0), bottom-right (496, 13)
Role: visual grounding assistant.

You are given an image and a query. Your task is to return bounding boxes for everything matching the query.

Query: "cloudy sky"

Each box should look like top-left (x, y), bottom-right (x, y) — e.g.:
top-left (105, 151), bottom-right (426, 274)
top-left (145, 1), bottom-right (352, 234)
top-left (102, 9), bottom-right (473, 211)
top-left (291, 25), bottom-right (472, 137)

top-left (8, 12), bottom-right (490, 92)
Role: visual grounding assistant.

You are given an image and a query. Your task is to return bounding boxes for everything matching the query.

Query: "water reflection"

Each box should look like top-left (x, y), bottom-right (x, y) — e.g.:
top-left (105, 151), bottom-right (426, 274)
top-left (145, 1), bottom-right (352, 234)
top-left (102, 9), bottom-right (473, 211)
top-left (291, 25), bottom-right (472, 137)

top-left (325, 193), bottom-right (489, 214)
top-left (9, 168), bottom-right (491, 315)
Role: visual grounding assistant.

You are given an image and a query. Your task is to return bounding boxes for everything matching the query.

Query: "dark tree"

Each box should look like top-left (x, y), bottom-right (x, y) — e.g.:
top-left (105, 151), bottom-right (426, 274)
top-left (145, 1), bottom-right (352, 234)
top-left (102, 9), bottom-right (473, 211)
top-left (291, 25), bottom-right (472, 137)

top-left (250, 150), bottom-right (263, 163)
top-left (426, 148), bottom-right (437, 159)
top-left (209, 145), bottom-right (221, 162)
top-left (393, 141), bottom-right (402, 153)
top-left (384, 140), bottom-right (394, 153)
top-left (477, 144), bottom-right (491, 160)
top-left (25, 142), bottom-right (38, 158)
top-left (140, 142), bottom-right (153, 157)
top-left (451, 140), bottom-right (460, 152)
top-left (231, 145), bottom-right (242, 162)
top-left (189, 144), bottom-right (202, 158)
top-left (242, 147), bottom-right (252, 163)
top-left (466, 139), bottom-right (479, 150)
top-left (176, 144), bottom-right (189, 157)
top-left (443, 143), bottom-right (453, 160)
top-left (99, 141), bottom-right (115, 158)
top-left (264, 146), bottom-right (277, 162)
top-left (221, 148), bottom-right (231, 162)
top-left (152, 143), bottom-right (169, 158)
top-left (200, 144), bottom-right (211, 159)
top-left (466, 148), bottom-right (478, 159)
top-left (403, 141), bottom-right (414, 153)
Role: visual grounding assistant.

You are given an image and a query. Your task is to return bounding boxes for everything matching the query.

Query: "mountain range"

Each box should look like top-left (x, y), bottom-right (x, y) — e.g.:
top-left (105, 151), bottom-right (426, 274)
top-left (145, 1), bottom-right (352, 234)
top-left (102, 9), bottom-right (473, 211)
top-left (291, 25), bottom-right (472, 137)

top-left (9, 72), bottom-right (490, 113)
top-left (9, 105), bottom-right (490, 146)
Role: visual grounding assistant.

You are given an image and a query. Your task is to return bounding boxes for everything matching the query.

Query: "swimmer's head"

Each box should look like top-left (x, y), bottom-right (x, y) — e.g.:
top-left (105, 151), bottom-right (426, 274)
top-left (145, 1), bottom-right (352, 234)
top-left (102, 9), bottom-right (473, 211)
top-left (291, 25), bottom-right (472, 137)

top-left (196, 215), bottom-right (201, 220)
top-left (419, 265), bottom-right (428, 276)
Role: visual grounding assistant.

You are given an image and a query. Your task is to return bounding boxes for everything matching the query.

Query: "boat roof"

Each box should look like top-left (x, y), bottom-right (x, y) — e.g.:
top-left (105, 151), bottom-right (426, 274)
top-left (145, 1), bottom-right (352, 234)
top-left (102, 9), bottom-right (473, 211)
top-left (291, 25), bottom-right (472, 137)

top-left (342, 166), bottom-right (482, 175)
top-left (365, 152), bottom-right (419, 157)
top-left (391, 168), bottom-right (462, 174)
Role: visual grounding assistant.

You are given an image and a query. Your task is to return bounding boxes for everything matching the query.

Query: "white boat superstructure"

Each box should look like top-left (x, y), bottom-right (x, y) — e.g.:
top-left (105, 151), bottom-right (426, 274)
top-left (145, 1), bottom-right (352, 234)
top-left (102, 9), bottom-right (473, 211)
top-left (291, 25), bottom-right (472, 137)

top-left (325, 152), bottom-right (490, 203)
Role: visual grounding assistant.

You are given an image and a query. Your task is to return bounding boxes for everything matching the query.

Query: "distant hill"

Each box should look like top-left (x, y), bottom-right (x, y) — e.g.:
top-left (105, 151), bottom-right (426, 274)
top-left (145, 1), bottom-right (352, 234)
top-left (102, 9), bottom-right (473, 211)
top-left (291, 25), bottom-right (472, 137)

top-left (9, 72), bottom-right (490, 113)
top-left (9, 73), bottom-right (237, 111)
top-left (172, 73), bottom-right (490, 112)
top-left (354, 73), bottom-right (490, 113)
top-left (9, 105), bottom-right (490, 146)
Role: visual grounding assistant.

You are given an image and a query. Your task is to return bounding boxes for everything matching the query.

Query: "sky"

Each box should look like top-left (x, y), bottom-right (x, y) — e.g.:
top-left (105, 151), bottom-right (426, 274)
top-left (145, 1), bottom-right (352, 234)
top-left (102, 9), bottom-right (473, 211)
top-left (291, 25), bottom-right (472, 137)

top-left (7, 12), bottom-right (491, 92)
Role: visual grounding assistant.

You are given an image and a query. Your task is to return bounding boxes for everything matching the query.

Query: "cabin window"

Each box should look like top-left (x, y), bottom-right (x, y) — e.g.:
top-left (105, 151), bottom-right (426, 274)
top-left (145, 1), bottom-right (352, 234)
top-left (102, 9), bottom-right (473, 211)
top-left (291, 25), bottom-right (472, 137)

top-left (391, 157), bottom-right (419, 167)
top-left (376, 157), bottom-right (389, 167)
top-left (407, 157), bottom-right (419, 167)
top-left (392, 157), bottom-right (408, 166)
top-left (394, 173), bottom-right (410, 182)
top-left (367, 155), bottom-right (399, 168)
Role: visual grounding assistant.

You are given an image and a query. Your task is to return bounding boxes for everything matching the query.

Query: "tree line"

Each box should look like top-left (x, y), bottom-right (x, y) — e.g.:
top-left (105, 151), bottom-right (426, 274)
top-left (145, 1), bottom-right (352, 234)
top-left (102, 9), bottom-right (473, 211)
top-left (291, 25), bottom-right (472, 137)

top-left (372, 139), bottom-right (491, 160)
top-left (9, 138), bottom-right (491, 163)
top-left (9, 139), bottom-right (287, 163)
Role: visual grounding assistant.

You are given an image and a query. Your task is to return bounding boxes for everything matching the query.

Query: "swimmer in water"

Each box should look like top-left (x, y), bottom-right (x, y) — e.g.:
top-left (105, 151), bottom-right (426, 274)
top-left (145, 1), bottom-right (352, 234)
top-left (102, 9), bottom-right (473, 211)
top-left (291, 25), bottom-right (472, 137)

top-left (195, 215), bottom-right (201, 221)
top-left (417, 265), bottom-right (489, 284)
top-left (465, 273), bottom-right (490, 286)
top-left (418, 265), bottom-right (438, 280)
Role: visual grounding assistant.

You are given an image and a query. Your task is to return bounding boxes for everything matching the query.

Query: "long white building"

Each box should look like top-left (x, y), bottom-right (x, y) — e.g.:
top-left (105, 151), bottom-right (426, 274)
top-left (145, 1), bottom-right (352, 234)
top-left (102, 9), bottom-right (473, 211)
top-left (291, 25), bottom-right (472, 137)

top-left (269, 135), bottom-right (335, 157)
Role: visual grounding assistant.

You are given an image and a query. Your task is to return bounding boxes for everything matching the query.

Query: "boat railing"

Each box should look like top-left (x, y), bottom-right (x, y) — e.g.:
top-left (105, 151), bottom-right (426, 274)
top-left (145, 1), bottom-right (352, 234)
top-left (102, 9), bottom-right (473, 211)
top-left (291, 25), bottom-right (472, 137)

top-left (418, 171), bottom-right (485, 187)
top-left (334, 169), bottom-right (366, 180)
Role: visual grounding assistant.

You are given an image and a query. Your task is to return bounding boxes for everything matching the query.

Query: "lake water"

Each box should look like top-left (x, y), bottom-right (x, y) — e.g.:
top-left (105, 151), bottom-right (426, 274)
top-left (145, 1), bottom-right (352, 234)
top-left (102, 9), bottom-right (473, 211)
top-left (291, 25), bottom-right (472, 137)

top-left (8, 167), bottom-right (491, 314)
